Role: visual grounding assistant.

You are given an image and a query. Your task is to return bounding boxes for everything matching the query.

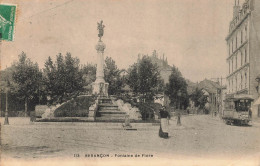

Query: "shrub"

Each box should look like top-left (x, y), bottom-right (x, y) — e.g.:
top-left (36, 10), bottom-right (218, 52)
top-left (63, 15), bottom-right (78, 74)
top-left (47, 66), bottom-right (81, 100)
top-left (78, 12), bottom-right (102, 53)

top-left (54, 95), bottom-right (95, 117)
top-left (137, 102), bottom-right (162, 120)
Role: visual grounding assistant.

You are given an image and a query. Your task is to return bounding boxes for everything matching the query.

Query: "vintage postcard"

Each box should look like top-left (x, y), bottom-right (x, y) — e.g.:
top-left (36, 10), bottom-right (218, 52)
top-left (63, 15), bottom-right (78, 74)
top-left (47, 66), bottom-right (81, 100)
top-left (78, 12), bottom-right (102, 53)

top-left (1, 0), bottom-right (260, 166)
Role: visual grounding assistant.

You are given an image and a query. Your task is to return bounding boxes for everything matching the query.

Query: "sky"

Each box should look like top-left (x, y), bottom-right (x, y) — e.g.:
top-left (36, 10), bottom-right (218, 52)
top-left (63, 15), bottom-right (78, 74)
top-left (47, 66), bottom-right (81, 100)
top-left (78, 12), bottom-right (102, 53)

top-left (0, 0), bottom-right (236, 82)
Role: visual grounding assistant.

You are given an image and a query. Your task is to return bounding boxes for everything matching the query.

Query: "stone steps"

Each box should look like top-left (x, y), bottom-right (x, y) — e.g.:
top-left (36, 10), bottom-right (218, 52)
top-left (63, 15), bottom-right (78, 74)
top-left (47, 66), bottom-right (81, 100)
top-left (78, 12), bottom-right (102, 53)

top-left (99, 106), bottom-right (119, 111)
top-left (96, 116), bottom-right (126, 121)
top-left (97, 117), bottom-right (125, 121)
top-left (96, 103), bottom-right (126, 121)
top-left (94, 118), bottom-right (125, 122)
top-left (99, 110), bottom-right (126, 114)
top-left (99, 113), bottom-right (126, 117)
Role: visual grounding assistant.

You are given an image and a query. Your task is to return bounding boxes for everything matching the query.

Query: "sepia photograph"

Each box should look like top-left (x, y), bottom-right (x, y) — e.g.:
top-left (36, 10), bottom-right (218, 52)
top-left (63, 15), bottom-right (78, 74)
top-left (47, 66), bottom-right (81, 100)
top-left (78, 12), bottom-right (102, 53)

top-left (1, 0), bottom-right (260, 165)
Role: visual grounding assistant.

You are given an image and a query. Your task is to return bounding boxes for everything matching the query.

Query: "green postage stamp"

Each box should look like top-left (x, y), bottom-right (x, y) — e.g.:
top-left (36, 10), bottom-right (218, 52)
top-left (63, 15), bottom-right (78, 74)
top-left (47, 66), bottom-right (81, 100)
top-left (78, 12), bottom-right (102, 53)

top-left (0, 3), bottom-right (17, 41)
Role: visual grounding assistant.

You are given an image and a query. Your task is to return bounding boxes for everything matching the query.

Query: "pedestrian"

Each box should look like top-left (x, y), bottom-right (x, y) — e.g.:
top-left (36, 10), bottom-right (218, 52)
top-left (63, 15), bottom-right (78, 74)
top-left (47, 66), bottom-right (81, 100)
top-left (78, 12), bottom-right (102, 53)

top-left (249, 108), bottom-right (252, 118)
top-left (177, 112), bottom-right (181, 126)
top-left (159, 106), bottom-right (170, 138)
top-left (30, 111), bottom-right (36, 122)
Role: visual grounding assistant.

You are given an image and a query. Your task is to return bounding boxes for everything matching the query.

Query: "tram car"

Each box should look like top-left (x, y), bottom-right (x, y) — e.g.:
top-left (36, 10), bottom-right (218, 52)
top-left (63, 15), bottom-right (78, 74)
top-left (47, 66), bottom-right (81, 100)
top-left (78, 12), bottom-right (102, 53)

top-left (223, 96), bottom-right (253, 125)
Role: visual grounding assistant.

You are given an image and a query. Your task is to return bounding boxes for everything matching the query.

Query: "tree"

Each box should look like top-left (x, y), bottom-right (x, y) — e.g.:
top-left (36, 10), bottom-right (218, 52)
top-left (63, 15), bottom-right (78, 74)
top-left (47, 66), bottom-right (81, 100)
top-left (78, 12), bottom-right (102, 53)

top-left (190, 87), bottom-right (208, 109)
top-left (0, 66), bottom-right (16, 117)
top-left (127, 64), bottom-right (139, 93)
top-left (81, 63), bottom-right (96, 93)
top-left (12, 52), bottom-right (42, 116)
top-left (43, 53), bottom-right (85, 104)
top-left (104, 57), bottom-right (123, 95)
top-left (165, 66), bottom-right (189, 109)
top-left (127, 56), bottom-right (163, 102)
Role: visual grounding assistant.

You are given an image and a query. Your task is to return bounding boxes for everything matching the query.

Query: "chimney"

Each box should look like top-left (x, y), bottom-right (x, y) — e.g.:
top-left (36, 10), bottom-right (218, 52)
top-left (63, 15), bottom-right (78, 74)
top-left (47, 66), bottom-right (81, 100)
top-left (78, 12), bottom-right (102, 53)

top-left (233, 0), bottom-right (240, 18)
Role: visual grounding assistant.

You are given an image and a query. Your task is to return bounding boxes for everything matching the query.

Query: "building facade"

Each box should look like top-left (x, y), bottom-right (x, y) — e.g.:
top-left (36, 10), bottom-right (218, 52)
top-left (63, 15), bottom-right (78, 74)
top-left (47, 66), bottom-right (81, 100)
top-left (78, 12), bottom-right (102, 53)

top-left (226, 0), bottom-right (260, 118)
top-left (138, 50), bottom-right (172, 84)
top-left (198, 79), bottom-right (222, 115)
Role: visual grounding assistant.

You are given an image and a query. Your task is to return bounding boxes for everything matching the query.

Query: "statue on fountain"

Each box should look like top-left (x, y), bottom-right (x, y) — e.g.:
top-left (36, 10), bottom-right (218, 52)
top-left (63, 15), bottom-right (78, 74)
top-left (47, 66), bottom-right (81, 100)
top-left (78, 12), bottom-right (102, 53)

top-left (97, 20), bottom-right (105, 41)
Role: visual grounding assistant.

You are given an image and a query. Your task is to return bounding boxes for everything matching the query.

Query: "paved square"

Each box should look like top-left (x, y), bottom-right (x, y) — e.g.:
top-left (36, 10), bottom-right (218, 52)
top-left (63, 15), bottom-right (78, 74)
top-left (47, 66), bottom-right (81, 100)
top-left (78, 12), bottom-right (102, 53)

top-left (1, 115), bottom-right (260, 162)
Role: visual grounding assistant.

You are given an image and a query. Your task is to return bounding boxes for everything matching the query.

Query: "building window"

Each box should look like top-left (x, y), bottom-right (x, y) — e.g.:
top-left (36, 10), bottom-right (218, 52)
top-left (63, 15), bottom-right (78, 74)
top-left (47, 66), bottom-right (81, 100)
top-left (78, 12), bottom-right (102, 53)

top-left (228, 60), bottom-right (230, 74)
top-left (245, 48), bottom-right (247, 63)
top-left (245, 72), bottom-right (247, 88)
top-left (236, 55), bottom-right (237, 69)
top-left (232, 39), bottom-right (234, 53)
top-left (241, 30), bottom-right (243, 44)
top-left (241, 52), bottom-right (243, 66)
top-left (245, 25), bottom-right (247, 40)
top-left (236, 76), bottom-right (237, 91)
top-left (232, 79), bottom-right (234, 92)
top-left (229, 43), bottom-right (231, 56)
top-left (232, 59), bottom-right (234, 72)
top-left (241, 74), bottom-right (243, 89)
top-left (229, 79), bottom-right (231, 93)
top-left (229, 80), bottom-right (230, 93)
top-left (236, 35), bottom-right (238, 49)
top-left (229, 61), bottom-right (230, 74)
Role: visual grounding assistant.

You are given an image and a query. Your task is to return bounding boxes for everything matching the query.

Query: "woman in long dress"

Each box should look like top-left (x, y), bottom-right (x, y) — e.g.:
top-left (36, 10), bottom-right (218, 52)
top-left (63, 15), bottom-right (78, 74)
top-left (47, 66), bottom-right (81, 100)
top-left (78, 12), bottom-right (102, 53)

top-left (159, 106), bottom-right (170, 138)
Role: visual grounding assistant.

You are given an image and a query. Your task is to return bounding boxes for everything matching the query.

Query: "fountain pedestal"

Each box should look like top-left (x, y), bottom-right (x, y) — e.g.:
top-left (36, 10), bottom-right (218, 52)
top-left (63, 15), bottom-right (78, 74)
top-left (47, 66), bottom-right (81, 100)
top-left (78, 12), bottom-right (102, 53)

top-left (92, 40), bottom-right (109, 96)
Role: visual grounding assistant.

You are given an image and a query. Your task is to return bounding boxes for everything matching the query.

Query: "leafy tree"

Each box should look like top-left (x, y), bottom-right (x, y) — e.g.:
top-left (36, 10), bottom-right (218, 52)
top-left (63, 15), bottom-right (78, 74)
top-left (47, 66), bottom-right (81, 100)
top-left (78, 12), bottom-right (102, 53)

top-left (127, 64), bottom-right (139, 93)
top-left (190, 87), bottom-right (208, 109)
top-left (165, 66), bottom-right (189, 109)
top-left (43, 53), bottom-right (85, 104)
top-left (104, 57), bottom-right (123, 95)
top-left (0, 66), bottom-right (17, 93)
top-left (12, 52), bottom-right (42, 116)
top-left (81, 63), bottom-right (96, 93)
top-left (127, 56), bottom-right (163, 102)
top-left (0, 66), bottom-right (17, 115)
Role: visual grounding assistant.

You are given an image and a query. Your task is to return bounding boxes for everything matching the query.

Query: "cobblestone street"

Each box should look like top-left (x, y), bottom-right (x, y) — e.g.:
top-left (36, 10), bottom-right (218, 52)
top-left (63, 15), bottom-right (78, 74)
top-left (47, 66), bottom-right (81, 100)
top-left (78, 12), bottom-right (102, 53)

top-left (1, 115), bottom-right (260, 165)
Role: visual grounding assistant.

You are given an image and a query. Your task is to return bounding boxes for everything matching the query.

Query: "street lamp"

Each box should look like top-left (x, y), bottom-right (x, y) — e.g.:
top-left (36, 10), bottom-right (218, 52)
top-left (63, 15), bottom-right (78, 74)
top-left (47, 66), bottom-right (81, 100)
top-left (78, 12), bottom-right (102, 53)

top-left (4, 87), bottom-right (9, 125)
top-left (177, 90), bottom-right (182, 110)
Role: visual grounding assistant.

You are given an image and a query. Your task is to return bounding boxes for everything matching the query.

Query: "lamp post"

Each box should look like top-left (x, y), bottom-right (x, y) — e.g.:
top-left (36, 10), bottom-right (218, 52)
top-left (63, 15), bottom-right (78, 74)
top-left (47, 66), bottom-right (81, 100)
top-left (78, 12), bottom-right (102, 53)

top-left (4, 87), bottom-right (9, 125)
top-left (177, 90), bottom-right (182, 110)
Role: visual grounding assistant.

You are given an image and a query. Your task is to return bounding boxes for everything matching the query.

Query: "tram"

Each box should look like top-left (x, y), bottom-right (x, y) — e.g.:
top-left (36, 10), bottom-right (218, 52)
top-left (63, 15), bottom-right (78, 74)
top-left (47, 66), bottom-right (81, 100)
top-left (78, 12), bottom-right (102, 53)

top-left (223, 96), bottom-right (253, 125)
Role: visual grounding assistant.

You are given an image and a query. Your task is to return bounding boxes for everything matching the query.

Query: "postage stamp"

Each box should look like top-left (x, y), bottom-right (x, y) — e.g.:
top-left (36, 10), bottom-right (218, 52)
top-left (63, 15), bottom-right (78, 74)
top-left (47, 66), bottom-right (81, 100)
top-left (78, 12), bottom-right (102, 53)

top-left (0, 3), bottom-right (16, 41)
